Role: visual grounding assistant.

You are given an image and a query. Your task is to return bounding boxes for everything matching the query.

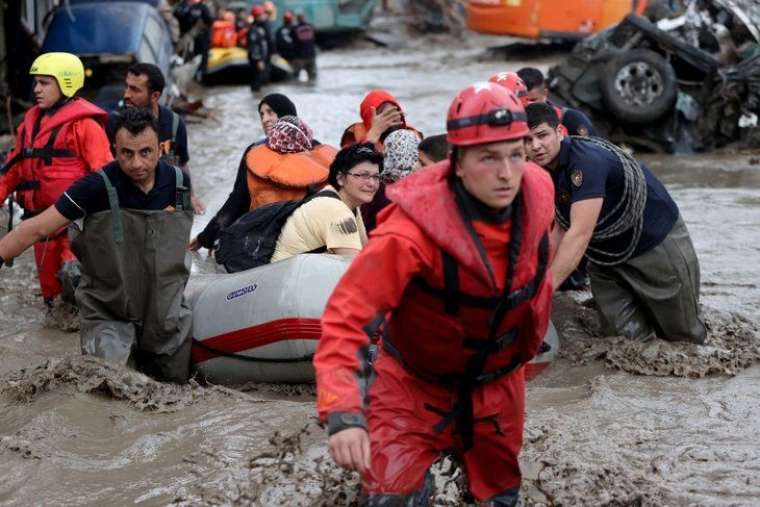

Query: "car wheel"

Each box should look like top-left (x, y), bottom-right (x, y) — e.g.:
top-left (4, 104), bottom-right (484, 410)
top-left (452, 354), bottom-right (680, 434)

top-left (601, 49), bottom-right (677, 124)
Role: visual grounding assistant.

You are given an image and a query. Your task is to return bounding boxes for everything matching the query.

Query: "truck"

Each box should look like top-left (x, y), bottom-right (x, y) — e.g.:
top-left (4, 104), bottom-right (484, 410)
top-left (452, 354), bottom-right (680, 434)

top-left (467, 0), bottom-right (649, 40)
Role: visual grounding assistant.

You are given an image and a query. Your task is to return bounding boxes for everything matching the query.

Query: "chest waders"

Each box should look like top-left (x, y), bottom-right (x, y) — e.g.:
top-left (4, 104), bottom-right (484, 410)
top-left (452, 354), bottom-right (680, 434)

top-left (70, 167), bottom-right (194, 383)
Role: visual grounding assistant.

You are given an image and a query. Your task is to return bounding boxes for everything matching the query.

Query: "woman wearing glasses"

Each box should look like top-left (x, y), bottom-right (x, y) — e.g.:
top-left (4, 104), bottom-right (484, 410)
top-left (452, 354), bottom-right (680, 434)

top-left (271, 143), bottom-right (382, 261)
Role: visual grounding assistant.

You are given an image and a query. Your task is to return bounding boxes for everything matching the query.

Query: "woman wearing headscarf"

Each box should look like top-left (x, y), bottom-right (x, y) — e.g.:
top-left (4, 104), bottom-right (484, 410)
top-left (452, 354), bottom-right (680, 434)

top-left (340, 89), bottom-right (423, 153)
top-left (361, 128), bottom-right (421, 232)
top-left (190, 94), bottom-right (335, 250)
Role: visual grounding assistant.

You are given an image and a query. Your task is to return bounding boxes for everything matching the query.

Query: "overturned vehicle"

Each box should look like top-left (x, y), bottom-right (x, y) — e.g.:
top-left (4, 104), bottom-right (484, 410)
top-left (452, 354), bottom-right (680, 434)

top-left (548, 0), bottom-right (760, 153)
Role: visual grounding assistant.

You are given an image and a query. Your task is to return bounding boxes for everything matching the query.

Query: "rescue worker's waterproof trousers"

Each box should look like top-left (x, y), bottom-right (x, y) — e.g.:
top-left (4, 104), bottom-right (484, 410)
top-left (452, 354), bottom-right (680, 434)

top-left (362, 346), bottom-right (525, 505)
top-left (71, 168), bottom-right (194, 383)
top-left (33, 232), bottom-right (77, 302)
top-left (587, 215), bottom-right (706, 343)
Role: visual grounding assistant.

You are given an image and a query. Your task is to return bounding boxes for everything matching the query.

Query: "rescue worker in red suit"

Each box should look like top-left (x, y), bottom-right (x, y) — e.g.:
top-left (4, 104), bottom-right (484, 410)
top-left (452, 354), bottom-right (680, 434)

top-left (340, 89), bottom-right (422, 153)
top-left (315, 83), bottom-right (556, 506)
top-left (0, 52), bottom-right (112, 305)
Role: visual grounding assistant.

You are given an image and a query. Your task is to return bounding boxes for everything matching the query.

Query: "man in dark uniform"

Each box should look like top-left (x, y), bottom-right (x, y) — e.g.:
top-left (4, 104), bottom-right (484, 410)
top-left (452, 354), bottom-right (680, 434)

top-left (275, 11), bottom-right (297, 62)
top-left (292, 11), bottom-right (317, 82)
top-left (174, 0), bottom-right (213, 77)
top-left (525, 102), bottom-right (706, 343)
top-left (517, 67), bottom-right (597, 138)
top-left (247, 5), bottom-right (270, 92)
top-left (0, 108), bottom-right (195, 383)
top-left (106, 63), bottom-right (204, 214)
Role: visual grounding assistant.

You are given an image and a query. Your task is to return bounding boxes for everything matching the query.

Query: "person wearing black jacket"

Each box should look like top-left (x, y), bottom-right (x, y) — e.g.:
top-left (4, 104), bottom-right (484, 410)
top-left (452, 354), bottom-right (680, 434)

top-left (247, 6), bottom-right (271, 92)
top-left (275, 11), bottom-right (297, 61)
top-left (292, 11), bottom-right (317, 81)
top-left (174, 0), bottom-right (213, 76)
top-left (189, 93), bottom-right (298, 250)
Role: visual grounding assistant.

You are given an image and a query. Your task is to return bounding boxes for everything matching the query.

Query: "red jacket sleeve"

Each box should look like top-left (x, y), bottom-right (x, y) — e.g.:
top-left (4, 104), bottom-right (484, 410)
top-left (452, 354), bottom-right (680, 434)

top-left (72, 118), bottom-right (113, 172)
top-left (0, 133), bottom-right (26, 202)
top-left (314, 224), bottom-right (433, 423)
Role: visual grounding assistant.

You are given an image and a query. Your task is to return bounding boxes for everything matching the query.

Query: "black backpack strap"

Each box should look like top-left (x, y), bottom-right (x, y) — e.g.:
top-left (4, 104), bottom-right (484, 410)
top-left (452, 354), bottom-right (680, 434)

top-left (305, 188), bottom-right (341, 202)
top-left (172, 165), bottom-right (190, 211)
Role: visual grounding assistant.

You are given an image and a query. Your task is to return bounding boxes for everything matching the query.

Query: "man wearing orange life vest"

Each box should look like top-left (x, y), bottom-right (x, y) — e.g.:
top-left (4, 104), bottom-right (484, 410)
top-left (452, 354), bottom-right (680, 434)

top-left (0, 52), bottom-right (112, 305)
top-left (340, 89), bottom-right (422, 153)
top-left (315, 83), bottom-right (555, 506)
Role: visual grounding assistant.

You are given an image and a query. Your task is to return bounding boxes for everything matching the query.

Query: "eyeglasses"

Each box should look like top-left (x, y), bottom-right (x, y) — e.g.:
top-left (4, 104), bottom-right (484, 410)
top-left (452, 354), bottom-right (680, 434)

top-left (346, 172), bottom-right (381, 182)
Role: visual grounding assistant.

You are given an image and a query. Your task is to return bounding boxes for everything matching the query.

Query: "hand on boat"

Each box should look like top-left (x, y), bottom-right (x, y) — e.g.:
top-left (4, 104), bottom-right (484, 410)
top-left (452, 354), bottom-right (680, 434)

top-left (328, 427), bottom-right (371, 474)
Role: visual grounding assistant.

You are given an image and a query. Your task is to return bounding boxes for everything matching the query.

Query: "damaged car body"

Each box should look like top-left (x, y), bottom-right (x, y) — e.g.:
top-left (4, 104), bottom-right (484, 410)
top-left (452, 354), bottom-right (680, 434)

top-left (548, 0), bottom-right (760, 153)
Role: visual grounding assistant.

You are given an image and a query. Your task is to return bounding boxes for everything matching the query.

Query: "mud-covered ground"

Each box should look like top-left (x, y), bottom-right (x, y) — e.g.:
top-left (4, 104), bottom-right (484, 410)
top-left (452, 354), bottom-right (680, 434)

top-left (1, 34), bottom-right (759, 506)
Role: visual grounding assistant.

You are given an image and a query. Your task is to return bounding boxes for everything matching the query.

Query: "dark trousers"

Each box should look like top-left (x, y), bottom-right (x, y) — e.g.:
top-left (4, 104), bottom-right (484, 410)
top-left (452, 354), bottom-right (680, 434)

top-left (587, 216), bottom-right (706, 343)
top-left (248, 60), bottom-right (270, 91)
top-left (195, 33), bottom-right (210, 74)
top-left (291, 58), bottom-right (317, 81)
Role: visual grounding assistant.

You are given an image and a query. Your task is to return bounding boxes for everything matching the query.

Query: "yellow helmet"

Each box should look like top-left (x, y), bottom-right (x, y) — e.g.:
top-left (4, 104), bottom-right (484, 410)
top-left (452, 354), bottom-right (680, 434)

top-left (29, 52), bottom-right (85, 98)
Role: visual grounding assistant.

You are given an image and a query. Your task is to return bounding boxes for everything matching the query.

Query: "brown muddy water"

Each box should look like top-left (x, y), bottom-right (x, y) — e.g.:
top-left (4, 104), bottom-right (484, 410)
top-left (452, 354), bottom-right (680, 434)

top-left (1, 41), bottom-right (759, 506)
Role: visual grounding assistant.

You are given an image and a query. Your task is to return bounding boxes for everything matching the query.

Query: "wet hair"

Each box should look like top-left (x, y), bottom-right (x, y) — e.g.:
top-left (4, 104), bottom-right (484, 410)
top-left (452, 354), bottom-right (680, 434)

top-left (526, 102), bottom-right (560, 130)
top-left (418, 134), bottom-right (450, 163)
top-left (112, 107), bottom-right (159, 138)
top-left (127, 63), bottom-right (166, 95)
top-left (516, 67), bottom-right (545, 92)
top-left (328, 143), bottom-right (383, 189)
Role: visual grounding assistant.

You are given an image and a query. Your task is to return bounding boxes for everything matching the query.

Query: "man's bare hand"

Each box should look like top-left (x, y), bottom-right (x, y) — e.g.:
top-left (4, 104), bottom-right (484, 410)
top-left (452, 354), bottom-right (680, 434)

top-left (328, 427), bottom-right (371, 474)
top-left (191, 193), bottom-right (206, 215)
top-left (188, 237), bottom-right (201, 251)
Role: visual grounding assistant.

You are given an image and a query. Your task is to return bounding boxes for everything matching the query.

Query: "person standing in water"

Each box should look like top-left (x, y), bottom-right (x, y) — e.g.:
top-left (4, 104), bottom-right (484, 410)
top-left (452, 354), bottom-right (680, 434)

top-left (0, 108), bottom-right (194, 383)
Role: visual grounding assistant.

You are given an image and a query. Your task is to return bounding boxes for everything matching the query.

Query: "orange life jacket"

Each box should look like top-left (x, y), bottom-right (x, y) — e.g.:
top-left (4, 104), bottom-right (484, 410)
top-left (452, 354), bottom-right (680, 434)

top-left (12, 98), bottom-right (107, 213)
top-left (211, 20), bottom-right (237, 48)
top-left (339, 123), bottom-right (423, 153)
top-left (245, 143), bottom-right (336, 210)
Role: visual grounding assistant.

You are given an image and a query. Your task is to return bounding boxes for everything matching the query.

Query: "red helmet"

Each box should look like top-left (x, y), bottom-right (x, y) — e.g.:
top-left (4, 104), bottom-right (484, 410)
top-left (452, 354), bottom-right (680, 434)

top-left (488, 72), bottom-right (528, 100)
top-left (446, 82), bottom-right (529, 147)
top-left (250, 5), bottom-right (265, 17)
top-left (283, 10), bottom-right (295, 23)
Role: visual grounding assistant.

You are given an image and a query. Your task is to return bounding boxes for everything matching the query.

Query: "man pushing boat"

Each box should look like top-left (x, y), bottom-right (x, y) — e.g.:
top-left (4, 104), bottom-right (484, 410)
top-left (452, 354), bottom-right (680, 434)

top-left (0, 108), bottom-right (194, 383)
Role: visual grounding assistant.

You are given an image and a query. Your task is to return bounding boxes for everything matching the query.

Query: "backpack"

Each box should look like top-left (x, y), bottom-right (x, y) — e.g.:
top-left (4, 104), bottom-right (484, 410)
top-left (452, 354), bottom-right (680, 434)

top-left (215, 189), bottom-right (340, 273)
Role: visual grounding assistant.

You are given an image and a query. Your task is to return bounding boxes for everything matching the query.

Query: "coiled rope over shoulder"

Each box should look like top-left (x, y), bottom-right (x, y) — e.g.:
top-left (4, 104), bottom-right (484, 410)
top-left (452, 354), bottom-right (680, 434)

top-left (554, 136), bottom-right (647, 266)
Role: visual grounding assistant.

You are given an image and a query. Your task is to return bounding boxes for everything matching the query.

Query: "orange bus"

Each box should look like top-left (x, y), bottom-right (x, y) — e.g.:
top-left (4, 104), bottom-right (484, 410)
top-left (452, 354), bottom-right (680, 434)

top-left (467, 0), bottom-right (649, 39)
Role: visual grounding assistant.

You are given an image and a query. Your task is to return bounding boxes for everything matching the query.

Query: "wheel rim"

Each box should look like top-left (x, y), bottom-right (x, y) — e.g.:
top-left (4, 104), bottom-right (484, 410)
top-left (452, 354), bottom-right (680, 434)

top-left (613, 62), bottom-right (665, 107)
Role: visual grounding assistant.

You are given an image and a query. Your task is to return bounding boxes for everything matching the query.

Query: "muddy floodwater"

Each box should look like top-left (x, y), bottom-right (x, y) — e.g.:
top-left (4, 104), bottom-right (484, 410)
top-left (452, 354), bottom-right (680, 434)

top-left (1, 40), bottom-right (759, 506)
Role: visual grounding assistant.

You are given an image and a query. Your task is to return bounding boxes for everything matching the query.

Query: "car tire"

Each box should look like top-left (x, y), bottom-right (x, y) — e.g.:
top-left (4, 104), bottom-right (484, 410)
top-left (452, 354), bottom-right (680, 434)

top-left (601, 49), bottom-right (677, 124)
